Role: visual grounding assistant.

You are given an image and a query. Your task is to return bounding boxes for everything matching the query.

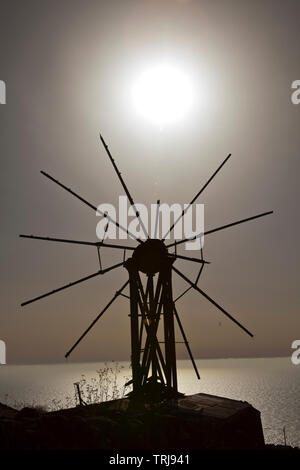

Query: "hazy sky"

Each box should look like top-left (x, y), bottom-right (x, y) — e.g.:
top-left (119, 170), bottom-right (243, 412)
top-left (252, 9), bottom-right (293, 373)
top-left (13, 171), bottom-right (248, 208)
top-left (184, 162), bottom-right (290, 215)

top-left (0, 0), bottom-right (299, 364)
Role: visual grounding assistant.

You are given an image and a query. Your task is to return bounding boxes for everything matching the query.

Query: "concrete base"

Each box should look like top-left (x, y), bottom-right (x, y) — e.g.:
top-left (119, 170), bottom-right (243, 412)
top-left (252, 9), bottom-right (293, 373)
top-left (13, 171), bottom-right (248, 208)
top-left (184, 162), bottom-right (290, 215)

top-left (173, 393), bottom-right (265, 449)
top-left (88, 392), bottom-right (265, 449)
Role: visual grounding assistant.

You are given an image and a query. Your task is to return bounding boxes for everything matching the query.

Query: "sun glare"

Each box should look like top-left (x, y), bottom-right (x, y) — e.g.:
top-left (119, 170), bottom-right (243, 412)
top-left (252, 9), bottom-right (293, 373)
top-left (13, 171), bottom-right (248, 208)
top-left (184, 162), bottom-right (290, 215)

top-left (131, 64), bottom-right (193, 127)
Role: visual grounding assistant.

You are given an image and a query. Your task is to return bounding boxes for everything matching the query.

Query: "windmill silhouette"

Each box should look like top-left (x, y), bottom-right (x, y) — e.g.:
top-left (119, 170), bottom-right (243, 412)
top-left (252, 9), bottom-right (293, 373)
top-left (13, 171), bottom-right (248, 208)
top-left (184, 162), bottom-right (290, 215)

top-left (20, 135), bottom-right (273, 400)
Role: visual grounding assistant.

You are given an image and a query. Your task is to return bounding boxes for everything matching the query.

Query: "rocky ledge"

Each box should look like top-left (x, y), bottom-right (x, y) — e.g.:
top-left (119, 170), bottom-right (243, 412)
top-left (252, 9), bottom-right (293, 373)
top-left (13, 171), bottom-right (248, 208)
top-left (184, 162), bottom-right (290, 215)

top-left (0, 393), bottom-right (297, 450)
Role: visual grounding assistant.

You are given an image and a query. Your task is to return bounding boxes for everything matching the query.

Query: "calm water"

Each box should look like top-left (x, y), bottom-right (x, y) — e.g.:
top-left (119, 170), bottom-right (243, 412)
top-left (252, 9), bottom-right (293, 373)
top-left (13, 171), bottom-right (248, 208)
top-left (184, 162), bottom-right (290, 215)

top-left (0, 357), bottom-right (299, 447)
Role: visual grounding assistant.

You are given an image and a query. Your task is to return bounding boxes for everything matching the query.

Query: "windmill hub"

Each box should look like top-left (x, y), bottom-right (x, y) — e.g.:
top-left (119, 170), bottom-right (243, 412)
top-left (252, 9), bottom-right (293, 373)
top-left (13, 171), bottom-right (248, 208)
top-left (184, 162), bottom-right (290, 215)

top-left (132, 239), bottom-right (168, 275)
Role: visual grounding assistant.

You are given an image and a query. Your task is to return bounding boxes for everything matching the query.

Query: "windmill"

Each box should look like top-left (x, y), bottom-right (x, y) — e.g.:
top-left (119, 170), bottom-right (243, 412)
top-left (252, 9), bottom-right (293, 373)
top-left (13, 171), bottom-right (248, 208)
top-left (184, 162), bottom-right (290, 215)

top-left (20, 135), bottom-right (273, 400)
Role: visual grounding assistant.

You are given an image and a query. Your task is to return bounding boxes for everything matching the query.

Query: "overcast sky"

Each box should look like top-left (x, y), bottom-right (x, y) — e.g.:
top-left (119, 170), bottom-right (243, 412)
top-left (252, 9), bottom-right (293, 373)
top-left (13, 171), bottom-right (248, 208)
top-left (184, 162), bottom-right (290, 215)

top-left (0, 0), bottom-right (299, 364)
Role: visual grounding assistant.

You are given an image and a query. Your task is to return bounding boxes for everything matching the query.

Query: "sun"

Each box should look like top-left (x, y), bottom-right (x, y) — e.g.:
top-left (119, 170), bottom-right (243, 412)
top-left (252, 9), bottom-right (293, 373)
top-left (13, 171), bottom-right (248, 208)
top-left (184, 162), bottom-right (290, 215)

top-left (131, 64), bottom-right (193, 127)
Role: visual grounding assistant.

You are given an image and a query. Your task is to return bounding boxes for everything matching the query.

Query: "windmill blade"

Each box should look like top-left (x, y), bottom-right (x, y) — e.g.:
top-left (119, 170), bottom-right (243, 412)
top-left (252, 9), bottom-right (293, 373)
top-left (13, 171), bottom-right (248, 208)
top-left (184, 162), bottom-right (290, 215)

top-left (167, 210), bottom-right (273, 249)
top-left (65, 280), bottom-right (129, 358)
top-left (21, 261), bottom-right (124, 307)
top-left (163, 153), bottom-right (231, 239)
top-left (173, 305), bottom-right (200, 379)
top-left (40, 170), bottom-right (141, 243)
top-left (19, 234), bottom-right (135, 251)
top-left (173, 266), bottom-right (253, 337)
top-left (204, 210), bottom-right (274, 237)
top-left (100, 134), bottom-right (149, 239)
top-left (168, 253), bottom-right (210, 265)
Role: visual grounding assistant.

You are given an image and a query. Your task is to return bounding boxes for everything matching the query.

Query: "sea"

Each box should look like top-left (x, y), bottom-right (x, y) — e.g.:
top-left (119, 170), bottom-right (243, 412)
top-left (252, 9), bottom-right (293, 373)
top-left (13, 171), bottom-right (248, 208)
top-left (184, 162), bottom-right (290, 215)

top-left (0, 357), bottom-right (299, 447)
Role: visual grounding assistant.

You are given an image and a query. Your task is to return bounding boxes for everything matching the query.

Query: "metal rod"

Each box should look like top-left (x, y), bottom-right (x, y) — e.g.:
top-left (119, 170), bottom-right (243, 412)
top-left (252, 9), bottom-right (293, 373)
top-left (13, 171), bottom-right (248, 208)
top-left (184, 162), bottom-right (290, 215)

top-left (168, 253), bottom-right (210, 264)
top-left (173, 266), bottom-right (254, 338)
top-left (19, 234), bottom-right (135, 250)
top-left (21, 261), bottom-right (124, 307)
top-left (165, 265), bottom-right (178, 391)
top-left (195, 243), bottom-right (205, 285)
top-left (174, 286), bottom-right (192, 303)
top-left (102, 221), bottom-right (109, 241)
top-left (173, 305), bottom-right (200, 379)
top-left (65, 280), bottom-right (129, 358)
top-left (97, 246), bottom-right (102, 270)
top-left (40, 170), bottom-right (141, 243)
top-left (163, 153), bottom-right (231, 239)
top-left (74, 382), bottom-right (86, 406)
top-left (136, 275), bottom-right (167, 380)
top-left (139, 275), bottom-right (163, 382)
top-left (174, 240), bottom-right (205, 302)
top-left (204, 210), bottom-right (274, 237)
top-left (120, 293), bottom-right (130, 299)
top-left (166, 210), bottom-right (273, 249)
top-left (100, 134), bottom-right (149, 239)
top-left (128, 267), bottom-right (142, 393)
